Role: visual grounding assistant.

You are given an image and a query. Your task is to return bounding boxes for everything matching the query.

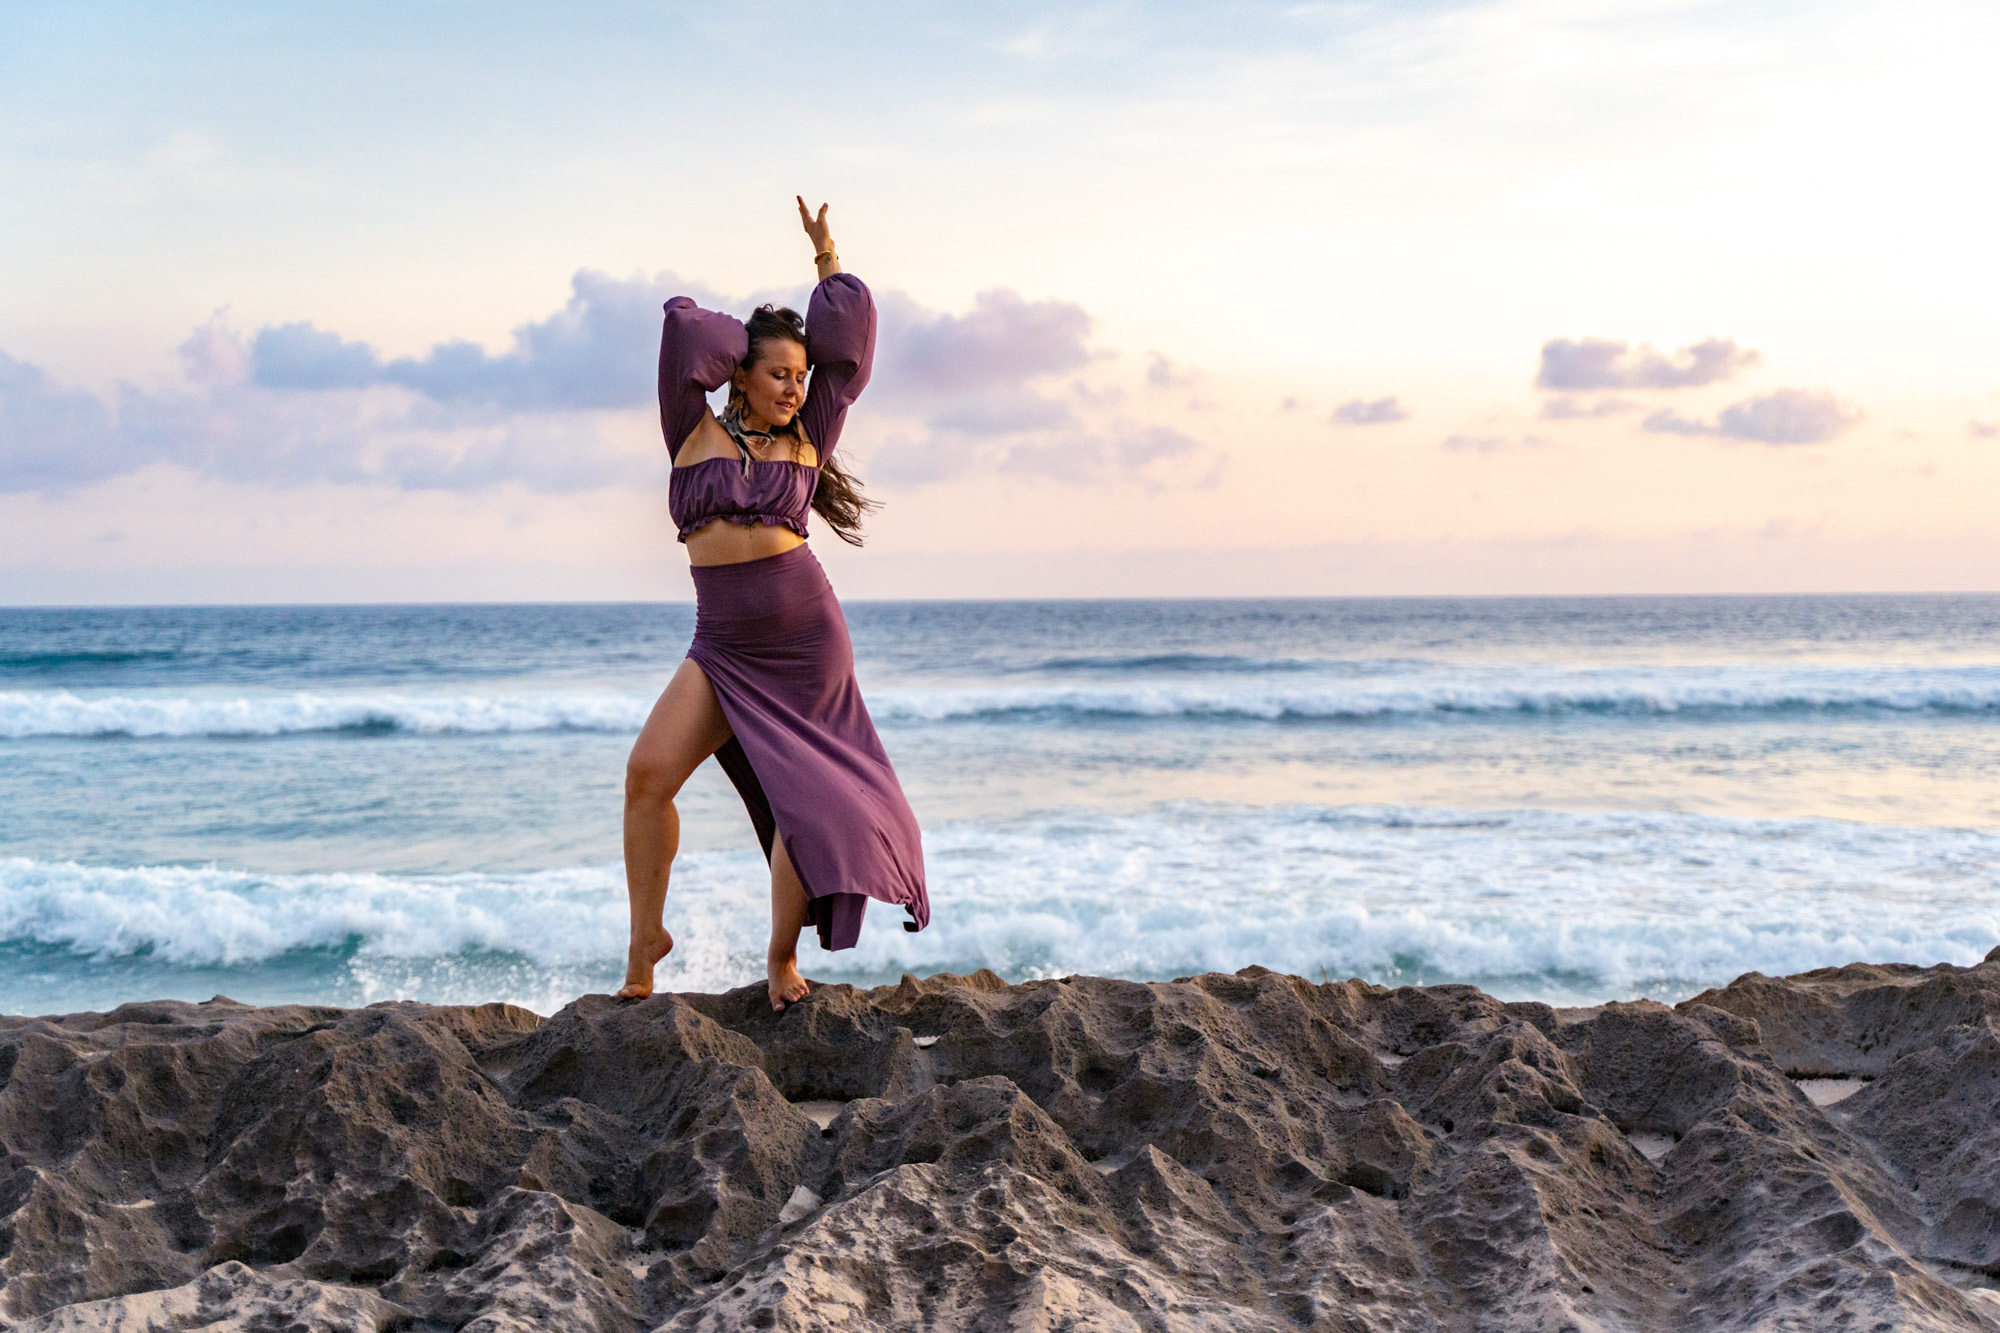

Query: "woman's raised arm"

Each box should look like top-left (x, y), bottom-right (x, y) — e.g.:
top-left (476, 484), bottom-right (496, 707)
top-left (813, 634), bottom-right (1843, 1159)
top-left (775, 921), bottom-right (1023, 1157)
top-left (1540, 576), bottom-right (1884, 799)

top-left (657, 297), bottom-right (747, 461)
top-left (796, 199), bottom-right (875, 463)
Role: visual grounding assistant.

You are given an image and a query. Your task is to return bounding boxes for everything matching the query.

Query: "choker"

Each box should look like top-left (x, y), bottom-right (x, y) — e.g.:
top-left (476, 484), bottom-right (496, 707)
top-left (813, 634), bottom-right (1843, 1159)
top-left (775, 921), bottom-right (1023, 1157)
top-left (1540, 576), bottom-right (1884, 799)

top-left (719, 404), bottom-right (781, 478)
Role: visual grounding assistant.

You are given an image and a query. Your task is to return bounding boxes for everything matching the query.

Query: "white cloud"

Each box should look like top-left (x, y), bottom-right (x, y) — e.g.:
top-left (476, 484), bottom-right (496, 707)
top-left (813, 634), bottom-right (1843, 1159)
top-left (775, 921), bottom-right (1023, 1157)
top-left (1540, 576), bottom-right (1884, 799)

top-left (1536, 337), bottom-right (1760, 392)
top-left (248, 270), bottom-right (724, 410)
top-left (1441, 432), bottom-right (1546, 453)
top-left (1539, 396), bottom-right (1636, 421)
top-left (1, 274), bottom-right (1204, 496)
top-left (0, 350), bottom-right (129, 490)
top-left (0, 344), bottom-right (647, 496)
top-left (1643, 388), bottom-right (1862, 446)
top-left (1331, 396), bottom-right (1410, 425)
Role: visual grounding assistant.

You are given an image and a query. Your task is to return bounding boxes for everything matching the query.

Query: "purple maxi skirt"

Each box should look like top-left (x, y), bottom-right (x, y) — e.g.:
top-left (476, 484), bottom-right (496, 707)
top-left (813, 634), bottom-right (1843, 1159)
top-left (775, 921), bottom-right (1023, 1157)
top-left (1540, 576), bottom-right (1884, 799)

top-left (687, 544), bottom-right (929, 950)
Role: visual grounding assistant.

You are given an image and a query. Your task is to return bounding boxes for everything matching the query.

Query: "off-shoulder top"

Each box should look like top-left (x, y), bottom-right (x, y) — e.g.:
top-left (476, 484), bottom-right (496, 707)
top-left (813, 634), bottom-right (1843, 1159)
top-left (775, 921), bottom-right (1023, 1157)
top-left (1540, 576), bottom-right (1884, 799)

top-left (657, 274), bottom-right (876, 543)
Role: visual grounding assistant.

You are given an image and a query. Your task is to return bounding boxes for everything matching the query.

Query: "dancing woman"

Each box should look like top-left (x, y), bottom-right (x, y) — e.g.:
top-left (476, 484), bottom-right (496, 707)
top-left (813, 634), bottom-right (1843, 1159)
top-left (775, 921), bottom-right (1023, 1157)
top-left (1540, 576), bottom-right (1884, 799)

top-left (618, 199), bottom-right (929, 1011)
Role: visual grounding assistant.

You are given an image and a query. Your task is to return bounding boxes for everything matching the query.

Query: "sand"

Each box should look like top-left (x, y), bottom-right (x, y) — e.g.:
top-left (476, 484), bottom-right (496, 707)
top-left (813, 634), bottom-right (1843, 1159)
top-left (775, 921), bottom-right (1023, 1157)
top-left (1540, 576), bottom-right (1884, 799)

top-left (3, 948), bottom-right (1998, 1330)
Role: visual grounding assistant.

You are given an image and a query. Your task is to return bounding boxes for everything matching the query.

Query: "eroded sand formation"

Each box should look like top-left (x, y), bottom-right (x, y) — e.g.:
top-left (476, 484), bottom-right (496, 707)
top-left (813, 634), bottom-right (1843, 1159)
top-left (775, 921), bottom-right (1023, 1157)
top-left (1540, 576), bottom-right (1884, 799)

top-left (4, 951), bottom-right (1999, 1331)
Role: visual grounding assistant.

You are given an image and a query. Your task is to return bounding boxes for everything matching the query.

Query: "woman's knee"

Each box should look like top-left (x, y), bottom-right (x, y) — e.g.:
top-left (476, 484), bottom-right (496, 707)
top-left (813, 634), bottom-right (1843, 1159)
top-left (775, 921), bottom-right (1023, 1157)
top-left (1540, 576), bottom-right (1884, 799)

top-left (625, 749), bottom-right (683, 804)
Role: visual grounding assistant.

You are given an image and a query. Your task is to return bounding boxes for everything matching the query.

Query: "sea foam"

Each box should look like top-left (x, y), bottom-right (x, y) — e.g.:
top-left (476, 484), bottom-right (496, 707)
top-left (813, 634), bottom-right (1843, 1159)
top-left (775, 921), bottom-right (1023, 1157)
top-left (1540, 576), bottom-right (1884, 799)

top-left (0, 690), bottom-right (654, 739)
top-left (4, 804), bottom-right (1995, 1015)
top-left (6, 660), bottom-right (2000, 739)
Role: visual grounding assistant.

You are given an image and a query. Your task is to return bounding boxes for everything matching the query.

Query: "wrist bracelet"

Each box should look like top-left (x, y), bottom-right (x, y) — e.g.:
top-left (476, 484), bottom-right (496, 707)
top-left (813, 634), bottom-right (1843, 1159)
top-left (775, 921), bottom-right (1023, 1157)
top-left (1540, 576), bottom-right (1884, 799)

top-left (814, 248), bottom-right (838, 263)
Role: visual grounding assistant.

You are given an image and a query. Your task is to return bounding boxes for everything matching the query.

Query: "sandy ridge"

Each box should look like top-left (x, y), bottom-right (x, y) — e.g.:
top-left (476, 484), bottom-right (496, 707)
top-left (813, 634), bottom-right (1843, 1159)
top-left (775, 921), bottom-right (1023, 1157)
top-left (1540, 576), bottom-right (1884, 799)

top-left (3, 951), bottom-right (1999, 1330)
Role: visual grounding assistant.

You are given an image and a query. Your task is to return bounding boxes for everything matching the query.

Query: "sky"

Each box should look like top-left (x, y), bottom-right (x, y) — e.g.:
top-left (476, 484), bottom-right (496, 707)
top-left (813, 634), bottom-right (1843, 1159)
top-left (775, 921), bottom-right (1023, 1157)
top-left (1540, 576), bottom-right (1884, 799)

top-left (2, 0), bottom-right (1996, 604)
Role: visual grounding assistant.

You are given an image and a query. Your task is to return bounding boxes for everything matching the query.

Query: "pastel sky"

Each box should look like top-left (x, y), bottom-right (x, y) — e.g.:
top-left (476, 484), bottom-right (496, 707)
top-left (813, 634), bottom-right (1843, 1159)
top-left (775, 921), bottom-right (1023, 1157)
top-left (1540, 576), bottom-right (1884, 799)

top-left (3, 0), bottom-right (1996, 603)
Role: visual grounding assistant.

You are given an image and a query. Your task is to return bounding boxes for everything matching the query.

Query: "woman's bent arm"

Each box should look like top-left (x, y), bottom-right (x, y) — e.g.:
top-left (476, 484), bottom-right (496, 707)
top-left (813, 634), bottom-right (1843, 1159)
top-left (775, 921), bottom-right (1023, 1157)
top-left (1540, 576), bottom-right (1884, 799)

top-left (799, 274), bottom-right (876, 463)
top-left (658, 298), bottom-right (748, 461)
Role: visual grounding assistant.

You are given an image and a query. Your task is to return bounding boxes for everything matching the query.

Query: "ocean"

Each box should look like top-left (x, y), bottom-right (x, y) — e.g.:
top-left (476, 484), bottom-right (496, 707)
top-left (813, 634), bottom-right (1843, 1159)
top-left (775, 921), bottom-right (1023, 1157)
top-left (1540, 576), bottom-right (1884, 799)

top-left (3, 594), bottom-right (1997, 1017)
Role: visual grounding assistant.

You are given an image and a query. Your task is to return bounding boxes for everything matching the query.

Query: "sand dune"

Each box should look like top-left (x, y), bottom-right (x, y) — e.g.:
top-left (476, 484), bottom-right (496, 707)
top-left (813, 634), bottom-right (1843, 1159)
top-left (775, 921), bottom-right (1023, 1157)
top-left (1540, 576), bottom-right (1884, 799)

top-left (4, 952), bottom-right (1999, 1330)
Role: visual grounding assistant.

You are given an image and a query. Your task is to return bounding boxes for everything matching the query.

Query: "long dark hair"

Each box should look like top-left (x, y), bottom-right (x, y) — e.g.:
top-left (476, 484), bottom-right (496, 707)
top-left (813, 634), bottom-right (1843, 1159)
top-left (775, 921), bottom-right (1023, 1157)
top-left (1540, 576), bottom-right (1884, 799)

top-left (727, 303), bottom-right (877, 546)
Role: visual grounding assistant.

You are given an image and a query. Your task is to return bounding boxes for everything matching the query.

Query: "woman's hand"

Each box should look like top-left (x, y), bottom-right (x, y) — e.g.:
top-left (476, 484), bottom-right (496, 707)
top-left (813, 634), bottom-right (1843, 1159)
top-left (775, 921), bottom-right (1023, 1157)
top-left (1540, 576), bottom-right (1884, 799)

top-left (798, 197), bottom-right (842, 277)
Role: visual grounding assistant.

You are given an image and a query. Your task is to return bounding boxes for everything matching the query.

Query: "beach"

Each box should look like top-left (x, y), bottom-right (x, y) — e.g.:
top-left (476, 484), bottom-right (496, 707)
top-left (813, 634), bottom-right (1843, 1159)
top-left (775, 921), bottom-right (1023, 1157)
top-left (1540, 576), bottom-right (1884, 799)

top-left (4, 956), bottom-right (1999, 1329)
top-left (8, 0), bottom-right (1996, 1322)
top-left (4, 594), bottom-right (1999, 1326)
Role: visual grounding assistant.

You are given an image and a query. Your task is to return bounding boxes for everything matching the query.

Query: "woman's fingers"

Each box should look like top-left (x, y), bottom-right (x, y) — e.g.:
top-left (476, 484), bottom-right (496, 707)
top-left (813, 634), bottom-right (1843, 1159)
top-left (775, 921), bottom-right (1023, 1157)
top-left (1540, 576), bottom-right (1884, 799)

top-left (796, 197), bottom-right (833, 246)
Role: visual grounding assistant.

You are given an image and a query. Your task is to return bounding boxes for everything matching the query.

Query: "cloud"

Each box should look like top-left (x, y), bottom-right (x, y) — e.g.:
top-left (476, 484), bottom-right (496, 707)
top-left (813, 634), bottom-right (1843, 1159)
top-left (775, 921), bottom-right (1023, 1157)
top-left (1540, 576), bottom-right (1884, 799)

top-left (1642, 388), bottom-right (1862, 445)
top-left (0, 345), bottom-right (646, 495)
top-left (1441, 433), bottom-right (1547, 453)
top-left (858, 287), bottom-right (1211, 486)
top-left (1535, 337), bottom-right (1760, 391)
top-left (370, 423), bottom-right (645, 492)
top-left (2, 275), bottom-right (1202, 497)
top-left (875, 288), bottom-right (1093, 398)
top-left (0, 350), bottom-right (132, 490)
top-left (178, 322), bottom-right (250, 386)
top-left (791, 284), bottom-right (1108, 459)
top-left (1002, 425), bottom-right (1198, 482)
top-left (1970, 421), bottom-right (1998, 440)
top-left (1068, 380), bottom-right (1125, 410)
top-left (249, 270), bottom-right (706, 410)
top-left (869, 422), bottom-right (1197, 486)
top-left (1331, 396), bottom-right (1410, 426)
top-left (244, 274), bottom-right (1094, 413)
top-left (1539, 396), bottom-right (1636, 420)
top-left (251, 322), bottom-right (382, 391)
top-left (243, 273), bottom-right (1095, 423)
top-left (1146, 354), bottom-right (1195, 389)
top-left (926, 394), bottom-right (1077, 436)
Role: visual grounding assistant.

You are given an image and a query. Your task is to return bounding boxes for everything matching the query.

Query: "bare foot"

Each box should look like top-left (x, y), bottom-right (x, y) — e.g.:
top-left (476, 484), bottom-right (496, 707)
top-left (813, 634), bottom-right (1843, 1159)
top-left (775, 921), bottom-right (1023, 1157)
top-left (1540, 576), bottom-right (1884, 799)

top-left (616, 930), bottom-right (674, 998)
top-left (767, 954), bottom-right (809, 1011)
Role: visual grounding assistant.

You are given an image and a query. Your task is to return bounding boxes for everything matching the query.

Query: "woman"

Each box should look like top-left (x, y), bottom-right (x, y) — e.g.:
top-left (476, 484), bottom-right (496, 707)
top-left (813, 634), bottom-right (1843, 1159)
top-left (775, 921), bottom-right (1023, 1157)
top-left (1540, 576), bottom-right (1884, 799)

top-left (617, 198), bottom-right (928, 1011)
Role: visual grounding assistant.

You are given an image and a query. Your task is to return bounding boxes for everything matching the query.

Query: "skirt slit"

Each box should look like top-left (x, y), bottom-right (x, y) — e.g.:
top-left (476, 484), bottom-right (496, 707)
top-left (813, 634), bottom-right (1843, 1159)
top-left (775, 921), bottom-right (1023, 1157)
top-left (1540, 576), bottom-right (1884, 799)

top-left (687, 545), bottom-right (928, 951)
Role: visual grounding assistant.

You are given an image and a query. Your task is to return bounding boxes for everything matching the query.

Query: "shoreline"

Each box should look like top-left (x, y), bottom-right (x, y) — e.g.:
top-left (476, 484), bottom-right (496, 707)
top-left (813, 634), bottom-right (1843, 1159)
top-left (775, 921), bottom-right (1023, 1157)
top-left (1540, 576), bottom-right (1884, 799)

top-left (4, 953), bottom-right (1998, 1330)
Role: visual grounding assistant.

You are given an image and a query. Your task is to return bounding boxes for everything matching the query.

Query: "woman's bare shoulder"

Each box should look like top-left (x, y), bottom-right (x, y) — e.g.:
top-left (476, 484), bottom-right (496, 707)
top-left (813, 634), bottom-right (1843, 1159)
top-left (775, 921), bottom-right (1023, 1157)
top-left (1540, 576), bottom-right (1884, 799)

top-left (674, 413), bottom-right (733, 467)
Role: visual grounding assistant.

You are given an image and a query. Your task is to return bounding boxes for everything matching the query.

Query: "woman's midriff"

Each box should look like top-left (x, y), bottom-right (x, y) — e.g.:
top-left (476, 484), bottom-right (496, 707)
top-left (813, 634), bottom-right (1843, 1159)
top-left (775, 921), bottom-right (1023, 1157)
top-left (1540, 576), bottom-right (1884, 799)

top-left (684, 519), bottom-right (808, 566)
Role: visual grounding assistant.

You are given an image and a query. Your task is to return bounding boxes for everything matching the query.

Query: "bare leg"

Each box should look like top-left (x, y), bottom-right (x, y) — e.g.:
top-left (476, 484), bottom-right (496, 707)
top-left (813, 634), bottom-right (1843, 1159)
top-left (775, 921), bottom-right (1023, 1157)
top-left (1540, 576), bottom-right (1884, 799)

top-left (619, 660), bottom-right (732, 999)
top-left (766, 835), bottom-right (811, 1011)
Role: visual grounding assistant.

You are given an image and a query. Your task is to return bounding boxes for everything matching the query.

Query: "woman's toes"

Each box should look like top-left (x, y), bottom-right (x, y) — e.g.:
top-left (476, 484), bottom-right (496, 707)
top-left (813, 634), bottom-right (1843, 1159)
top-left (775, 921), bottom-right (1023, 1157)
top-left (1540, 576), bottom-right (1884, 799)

top-left (617, 933), bottom-right (675, 1000)
top-left (767, 960), bottom-right (809, 1010)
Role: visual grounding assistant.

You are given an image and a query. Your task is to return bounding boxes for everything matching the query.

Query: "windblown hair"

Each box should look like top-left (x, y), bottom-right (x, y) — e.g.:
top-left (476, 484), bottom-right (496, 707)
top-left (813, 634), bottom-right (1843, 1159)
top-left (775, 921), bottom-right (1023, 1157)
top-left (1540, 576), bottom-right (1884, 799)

top-left (727, 303), bottom-right (878, 546)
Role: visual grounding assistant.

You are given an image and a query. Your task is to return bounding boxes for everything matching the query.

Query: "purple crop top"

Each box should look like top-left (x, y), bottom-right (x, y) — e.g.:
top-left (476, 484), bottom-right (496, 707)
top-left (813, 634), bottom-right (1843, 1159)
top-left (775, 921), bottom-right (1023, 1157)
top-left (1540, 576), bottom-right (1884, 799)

top-left (657, 274), bottom-right (876, 543)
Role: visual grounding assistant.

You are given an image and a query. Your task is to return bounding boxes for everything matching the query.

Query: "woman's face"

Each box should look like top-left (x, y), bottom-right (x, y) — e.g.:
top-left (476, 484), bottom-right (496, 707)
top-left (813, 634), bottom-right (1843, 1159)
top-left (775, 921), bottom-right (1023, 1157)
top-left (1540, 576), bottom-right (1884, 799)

top-left (734, 339), bottom-right (809, 430)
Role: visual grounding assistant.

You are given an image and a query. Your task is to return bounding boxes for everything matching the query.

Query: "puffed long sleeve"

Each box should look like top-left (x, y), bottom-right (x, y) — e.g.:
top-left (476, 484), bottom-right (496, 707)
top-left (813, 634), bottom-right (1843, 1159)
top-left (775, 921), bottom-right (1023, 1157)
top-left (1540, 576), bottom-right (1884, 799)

top-left (658, 297), bottom-right (748, 461)
top-left (799, 274), bottom-right (876, 464)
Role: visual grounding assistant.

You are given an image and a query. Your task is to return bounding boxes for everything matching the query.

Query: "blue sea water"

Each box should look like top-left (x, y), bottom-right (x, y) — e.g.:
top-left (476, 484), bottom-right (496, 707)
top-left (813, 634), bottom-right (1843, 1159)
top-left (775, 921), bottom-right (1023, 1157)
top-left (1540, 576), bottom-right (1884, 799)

top-left (2, 594), bottom-right (1998, 1016)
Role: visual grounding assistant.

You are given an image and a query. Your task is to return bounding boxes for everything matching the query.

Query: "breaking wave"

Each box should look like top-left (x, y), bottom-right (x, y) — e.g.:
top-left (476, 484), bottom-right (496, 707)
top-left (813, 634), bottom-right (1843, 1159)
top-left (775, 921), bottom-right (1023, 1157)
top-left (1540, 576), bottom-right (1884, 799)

top-left (4, 804), bottom-right (1995, 1015)
top-left (7, 661), bottom-right (2000, 739)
